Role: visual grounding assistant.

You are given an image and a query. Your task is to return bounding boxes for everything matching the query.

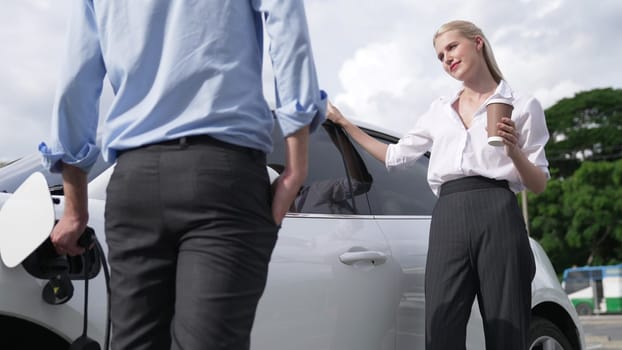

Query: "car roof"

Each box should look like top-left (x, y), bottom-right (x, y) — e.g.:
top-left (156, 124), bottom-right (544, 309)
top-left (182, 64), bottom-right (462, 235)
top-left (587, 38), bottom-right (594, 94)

top-left (351, 119), bottom-right (402, 140)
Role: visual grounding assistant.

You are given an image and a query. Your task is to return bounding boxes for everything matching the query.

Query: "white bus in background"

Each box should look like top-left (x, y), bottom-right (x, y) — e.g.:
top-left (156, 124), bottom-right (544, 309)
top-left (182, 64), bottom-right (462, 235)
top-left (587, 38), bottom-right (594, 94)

top-left (562, 264), bottom-right (622, 315)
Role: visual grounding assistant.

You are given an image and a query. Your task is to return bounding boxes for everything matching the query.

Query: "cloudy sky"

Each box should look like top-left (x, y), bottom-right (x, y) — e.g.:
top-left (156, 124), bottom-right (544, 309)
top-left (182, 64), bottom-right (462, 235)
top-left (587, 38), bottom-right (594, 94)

top-left (1, 0), bottom-right (621, 162)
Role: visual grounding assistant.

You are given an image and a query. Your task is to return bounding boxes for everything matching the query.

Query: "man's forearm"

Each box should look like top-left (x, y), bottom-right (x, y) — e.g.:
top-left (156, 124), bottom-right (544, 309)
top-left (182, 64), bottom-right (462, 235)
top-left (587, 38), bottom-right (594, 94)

top-left (271, 126), bottom-right (310, 225)
top-left (61, 164), bottom-right (89, 223)
top-left (50, 163), bottom-right (89, 256)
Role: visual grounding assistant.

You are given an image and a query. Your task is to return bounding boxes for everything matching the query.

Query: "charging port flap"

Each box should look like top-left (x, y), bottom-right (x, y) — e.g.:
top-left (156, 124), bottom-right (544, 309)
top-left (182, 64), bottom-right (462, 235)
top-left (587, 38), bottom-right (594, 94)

top-left (0, 172), bottom-right (55, 268)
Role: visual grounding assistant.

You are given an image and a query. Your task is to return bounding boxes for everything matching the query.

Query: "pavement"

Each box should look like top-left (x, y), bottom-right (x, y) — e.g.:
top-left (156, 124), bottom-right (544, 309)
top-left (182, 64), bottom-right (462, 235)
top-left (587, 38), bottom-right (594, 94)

top-left (581, 315), bottom-right (622, 350)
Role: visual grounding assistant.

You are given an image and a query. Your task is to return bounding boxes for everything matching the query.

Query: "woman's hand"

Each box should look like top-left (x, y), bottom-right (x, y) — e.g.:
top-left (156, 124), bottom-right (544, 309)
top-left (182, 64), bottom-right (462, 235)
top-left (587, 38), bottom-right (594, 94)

top-left (326, 101), bottom-right (389, 164)
top-left (498, 117), bottom-right (547, 194)
top-left (326, 101), bottom-right (347, 126)
top-left (498, 117), bottom-right (521, 158)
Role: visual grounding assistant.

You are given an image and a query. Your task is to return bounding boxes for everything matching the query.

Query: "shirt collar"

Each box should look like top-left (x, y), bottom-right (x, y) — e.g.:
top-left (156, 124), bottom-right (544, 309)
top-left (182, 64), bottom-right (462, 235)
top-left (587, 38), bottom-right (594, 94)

top-left (444, 79), bottom-right (514, 105)
top-left (490, 79), bottom-right (514, 101)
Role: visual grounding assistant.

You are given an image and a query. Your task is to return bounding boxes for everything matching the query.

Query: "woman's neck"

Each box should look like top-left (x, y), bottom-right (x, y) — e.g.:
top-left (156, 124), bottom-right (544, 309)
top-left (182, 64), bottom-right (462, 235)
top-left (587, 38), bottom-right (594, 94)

top-left (461, 77), bottom-right (499, 102)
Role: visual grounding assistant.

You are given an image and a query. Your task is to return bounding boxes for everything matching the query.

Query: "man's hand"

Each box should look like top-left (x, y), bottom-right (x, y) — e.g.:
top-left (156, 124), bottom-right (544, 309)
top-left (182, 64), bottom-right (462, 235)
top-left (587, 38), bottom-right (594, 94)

top-left (271, 126), bottom-right (309, 226)
top-left (51, 216), bottom-right (87, 256)
top-left (50, 164), bottom-right (89, 256)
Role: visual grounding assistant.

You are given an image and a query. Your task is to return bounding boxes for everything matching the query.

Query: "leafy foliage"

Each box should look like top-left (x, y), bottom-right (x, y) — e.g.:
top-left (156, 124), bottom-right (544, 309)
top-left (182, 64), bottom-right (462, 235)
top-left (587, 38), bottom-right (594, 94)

top-left (528, 177), bottom-right (586, 271)
top-left (545, 88), bottom-right (622, 178)
top-left (530, 160), bottom-right (622, 271)
top-left (528, 89), bottom-right (622, 272)
top-left (529, 87), bottom-right (622, 273)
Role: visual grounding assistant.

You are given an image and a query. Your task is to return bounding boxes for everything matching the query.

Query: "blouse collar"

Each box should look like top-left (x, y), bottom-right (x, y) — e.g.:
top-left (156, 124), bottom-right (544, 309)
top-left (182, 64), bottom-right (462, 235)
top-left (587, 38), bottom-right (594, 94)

top-left (446, 79), bottom-right (515, 105)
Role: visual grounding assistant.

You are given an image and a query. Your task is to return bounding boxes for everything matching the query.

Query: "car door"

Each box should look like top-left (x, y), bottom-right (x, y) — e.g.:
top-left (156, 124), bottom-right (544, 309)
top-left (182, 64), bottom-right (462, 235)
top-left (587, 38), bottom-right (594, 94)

top-left (348, 130), bottom-right (435, 349)
top-left (251, 123), bottom-right (402, 350)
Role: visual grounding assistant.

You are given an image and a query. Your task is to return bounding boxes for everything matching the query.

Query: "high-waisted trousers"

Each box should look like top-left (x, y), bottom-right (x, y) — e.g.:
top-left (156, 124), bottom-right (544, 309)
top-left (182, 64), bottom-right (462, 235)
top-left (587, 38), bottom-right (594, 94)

top-left (425, 176), bottom-right (536, 350)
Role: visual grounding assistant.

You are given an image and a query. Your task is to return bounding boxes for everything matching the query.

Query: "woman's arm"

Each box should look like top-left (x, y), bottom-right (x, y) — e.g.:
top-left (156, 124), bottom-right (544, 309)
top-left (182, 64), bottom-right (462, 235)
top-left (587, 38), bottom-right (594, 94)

top-left (497, 117), bottom-right (548, 194)
top-left (327, 102), bottom-right (388, 164)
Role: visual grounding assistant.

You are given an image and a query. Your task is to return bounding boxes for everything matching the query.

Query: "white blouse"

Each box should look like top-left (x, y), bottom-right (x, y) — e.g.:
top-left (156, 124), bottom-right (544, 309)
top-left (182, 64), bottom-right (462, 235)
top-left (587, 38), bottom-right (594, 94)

top-left (386, 80), bottom-right (550, 197)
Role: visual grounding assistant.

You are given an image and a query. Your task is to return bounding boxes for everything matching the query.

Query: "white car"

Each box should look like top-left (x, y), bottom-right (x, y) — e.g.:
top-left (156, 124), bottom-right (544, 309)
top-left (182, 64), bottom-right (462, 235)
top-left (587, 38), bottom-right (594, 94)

top-left (0, 121), bottom-right (585, 349)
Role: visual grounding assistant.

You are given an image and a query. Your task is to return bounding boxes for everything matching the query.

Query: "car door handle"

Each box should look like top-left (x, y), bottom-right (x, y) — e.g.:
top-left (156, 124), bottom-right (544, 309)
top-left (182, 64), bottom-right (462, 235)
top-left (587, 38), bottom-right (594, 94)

top-left (339, 250), bottom-right (387, 266)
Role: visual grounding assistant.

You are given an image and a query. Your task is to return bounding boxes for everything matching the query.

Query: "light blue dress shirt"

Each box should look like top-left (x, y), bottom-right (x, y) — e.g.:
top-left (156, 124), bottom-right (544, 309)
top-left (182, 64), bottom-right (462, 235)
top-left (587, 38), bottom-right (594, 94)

top-left (40, 0), bottom-right (326, 173)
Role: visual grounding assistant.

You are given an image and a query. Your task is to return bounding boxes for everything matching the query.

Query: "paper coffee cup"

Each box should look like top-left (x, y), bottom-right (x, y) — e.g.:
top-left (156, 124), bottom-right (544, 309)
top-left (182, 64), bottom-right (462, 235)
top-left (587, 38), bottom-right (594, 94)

top-left (486, 98), bottom-right (513, 147)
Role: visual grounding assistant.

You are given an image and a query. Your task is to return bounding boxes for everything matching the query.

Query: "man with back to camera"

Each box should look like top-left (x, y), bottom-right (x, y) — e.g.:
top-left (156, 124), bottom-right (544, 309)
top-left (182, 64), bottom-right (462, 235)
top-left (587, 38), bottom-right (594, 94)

top-left (39, 1), bottom-right (326, 349)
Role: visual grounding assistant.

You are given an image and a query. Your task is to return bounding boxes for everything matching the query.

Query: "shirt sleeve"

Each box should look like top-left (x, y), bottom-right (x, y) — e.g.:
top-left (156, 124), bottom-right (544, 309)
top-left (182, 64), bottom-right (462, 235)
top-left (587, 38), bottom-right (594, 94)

top-left (39, 0), bottom-right (106, 173)
top-left (252, 0), bottom-right (326, 137)
top-left (386, 106), bottom-right (434, 170)
top-left (516, 96), bottom-right (551, 178)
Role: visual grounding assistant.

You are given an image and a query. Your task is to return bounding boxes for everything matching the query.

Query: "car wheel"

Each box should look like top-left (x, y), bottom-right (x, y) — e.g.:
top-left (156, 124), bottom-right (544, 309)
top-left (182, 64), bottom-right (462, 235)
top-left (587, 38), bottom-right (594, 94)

top-left (575, 302), bottom-right (592, 316)
top-left (528, 316), bottom-right (574, 350)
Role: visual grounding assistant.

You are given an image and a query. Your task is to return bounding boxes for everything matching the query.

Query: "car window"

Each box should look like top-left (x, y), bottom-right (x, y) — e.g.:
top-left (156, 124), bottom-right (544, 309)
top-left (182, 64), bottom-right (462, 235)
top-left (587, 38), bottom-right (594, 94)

top-left (351, 130), bottom-right (436, 216)
top-left (564, 270), bottom-right (591, 294)
top-left (268, 122), bottom-right (371, 215)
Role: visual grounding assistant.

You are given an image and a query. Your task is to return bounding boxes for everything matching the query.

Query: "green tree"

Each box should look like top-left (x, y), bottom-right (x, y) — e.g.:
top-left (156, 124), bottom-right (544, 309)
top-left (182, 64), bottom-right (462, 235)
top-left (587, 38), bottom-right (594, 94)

top-left (562, 160), bottom-right (622, 265)
top-left (529, 88), bottom-right (622, 273)
top-left (529, 159), bottom-right (622, 272)
top-left (529, 176), bottom-right (581, 272)
top-left (545, 88), bottom-right (622, 178)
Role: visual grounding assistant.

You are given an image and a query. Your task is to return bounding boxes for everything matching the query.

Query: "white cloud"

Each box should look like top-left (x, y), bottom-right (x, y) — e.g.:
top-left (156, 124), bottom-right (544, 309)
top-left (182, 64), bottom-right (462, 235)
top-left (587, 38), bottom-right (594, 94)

top-left (0, 1), bottom-right (70, 160)
top-left (320, 0), bottom-right (622, 136)
top-left (331, 35), bottom-right (460, 134)
top-left (335, 42), bottom-right (415, 125)
top-left (534, 80), bottom-right (585, 109)
top-left (534, 0), bottom-right (563, 18)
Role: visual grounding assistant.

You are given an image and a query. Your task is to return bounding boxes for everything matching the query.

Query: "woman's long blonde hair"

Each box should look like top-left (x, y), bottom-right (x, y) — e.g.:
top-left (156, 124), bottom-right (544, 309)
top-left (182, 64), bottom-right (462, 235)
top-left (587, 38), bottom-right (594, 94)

top-left (433, 20), bottom-right (504, 83)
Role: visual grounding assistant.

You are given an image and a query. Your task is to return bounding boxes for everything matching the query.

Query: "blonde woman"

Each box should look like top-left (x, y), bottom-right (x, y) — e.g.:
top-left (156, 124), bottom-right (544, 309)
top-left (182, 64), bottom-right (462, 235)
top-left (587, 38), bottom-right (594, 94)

top-left (327, 20), bottom-right (549, 349)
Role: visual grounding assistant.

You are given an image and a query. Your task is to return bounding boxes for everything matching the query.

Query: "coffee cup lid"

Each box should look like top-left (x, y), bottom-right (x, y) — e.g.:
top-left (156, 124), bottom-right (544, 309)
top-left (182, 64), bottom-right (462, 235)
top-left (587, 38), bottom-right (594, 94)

top-left (487, 97), bottom-right (513, 106)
